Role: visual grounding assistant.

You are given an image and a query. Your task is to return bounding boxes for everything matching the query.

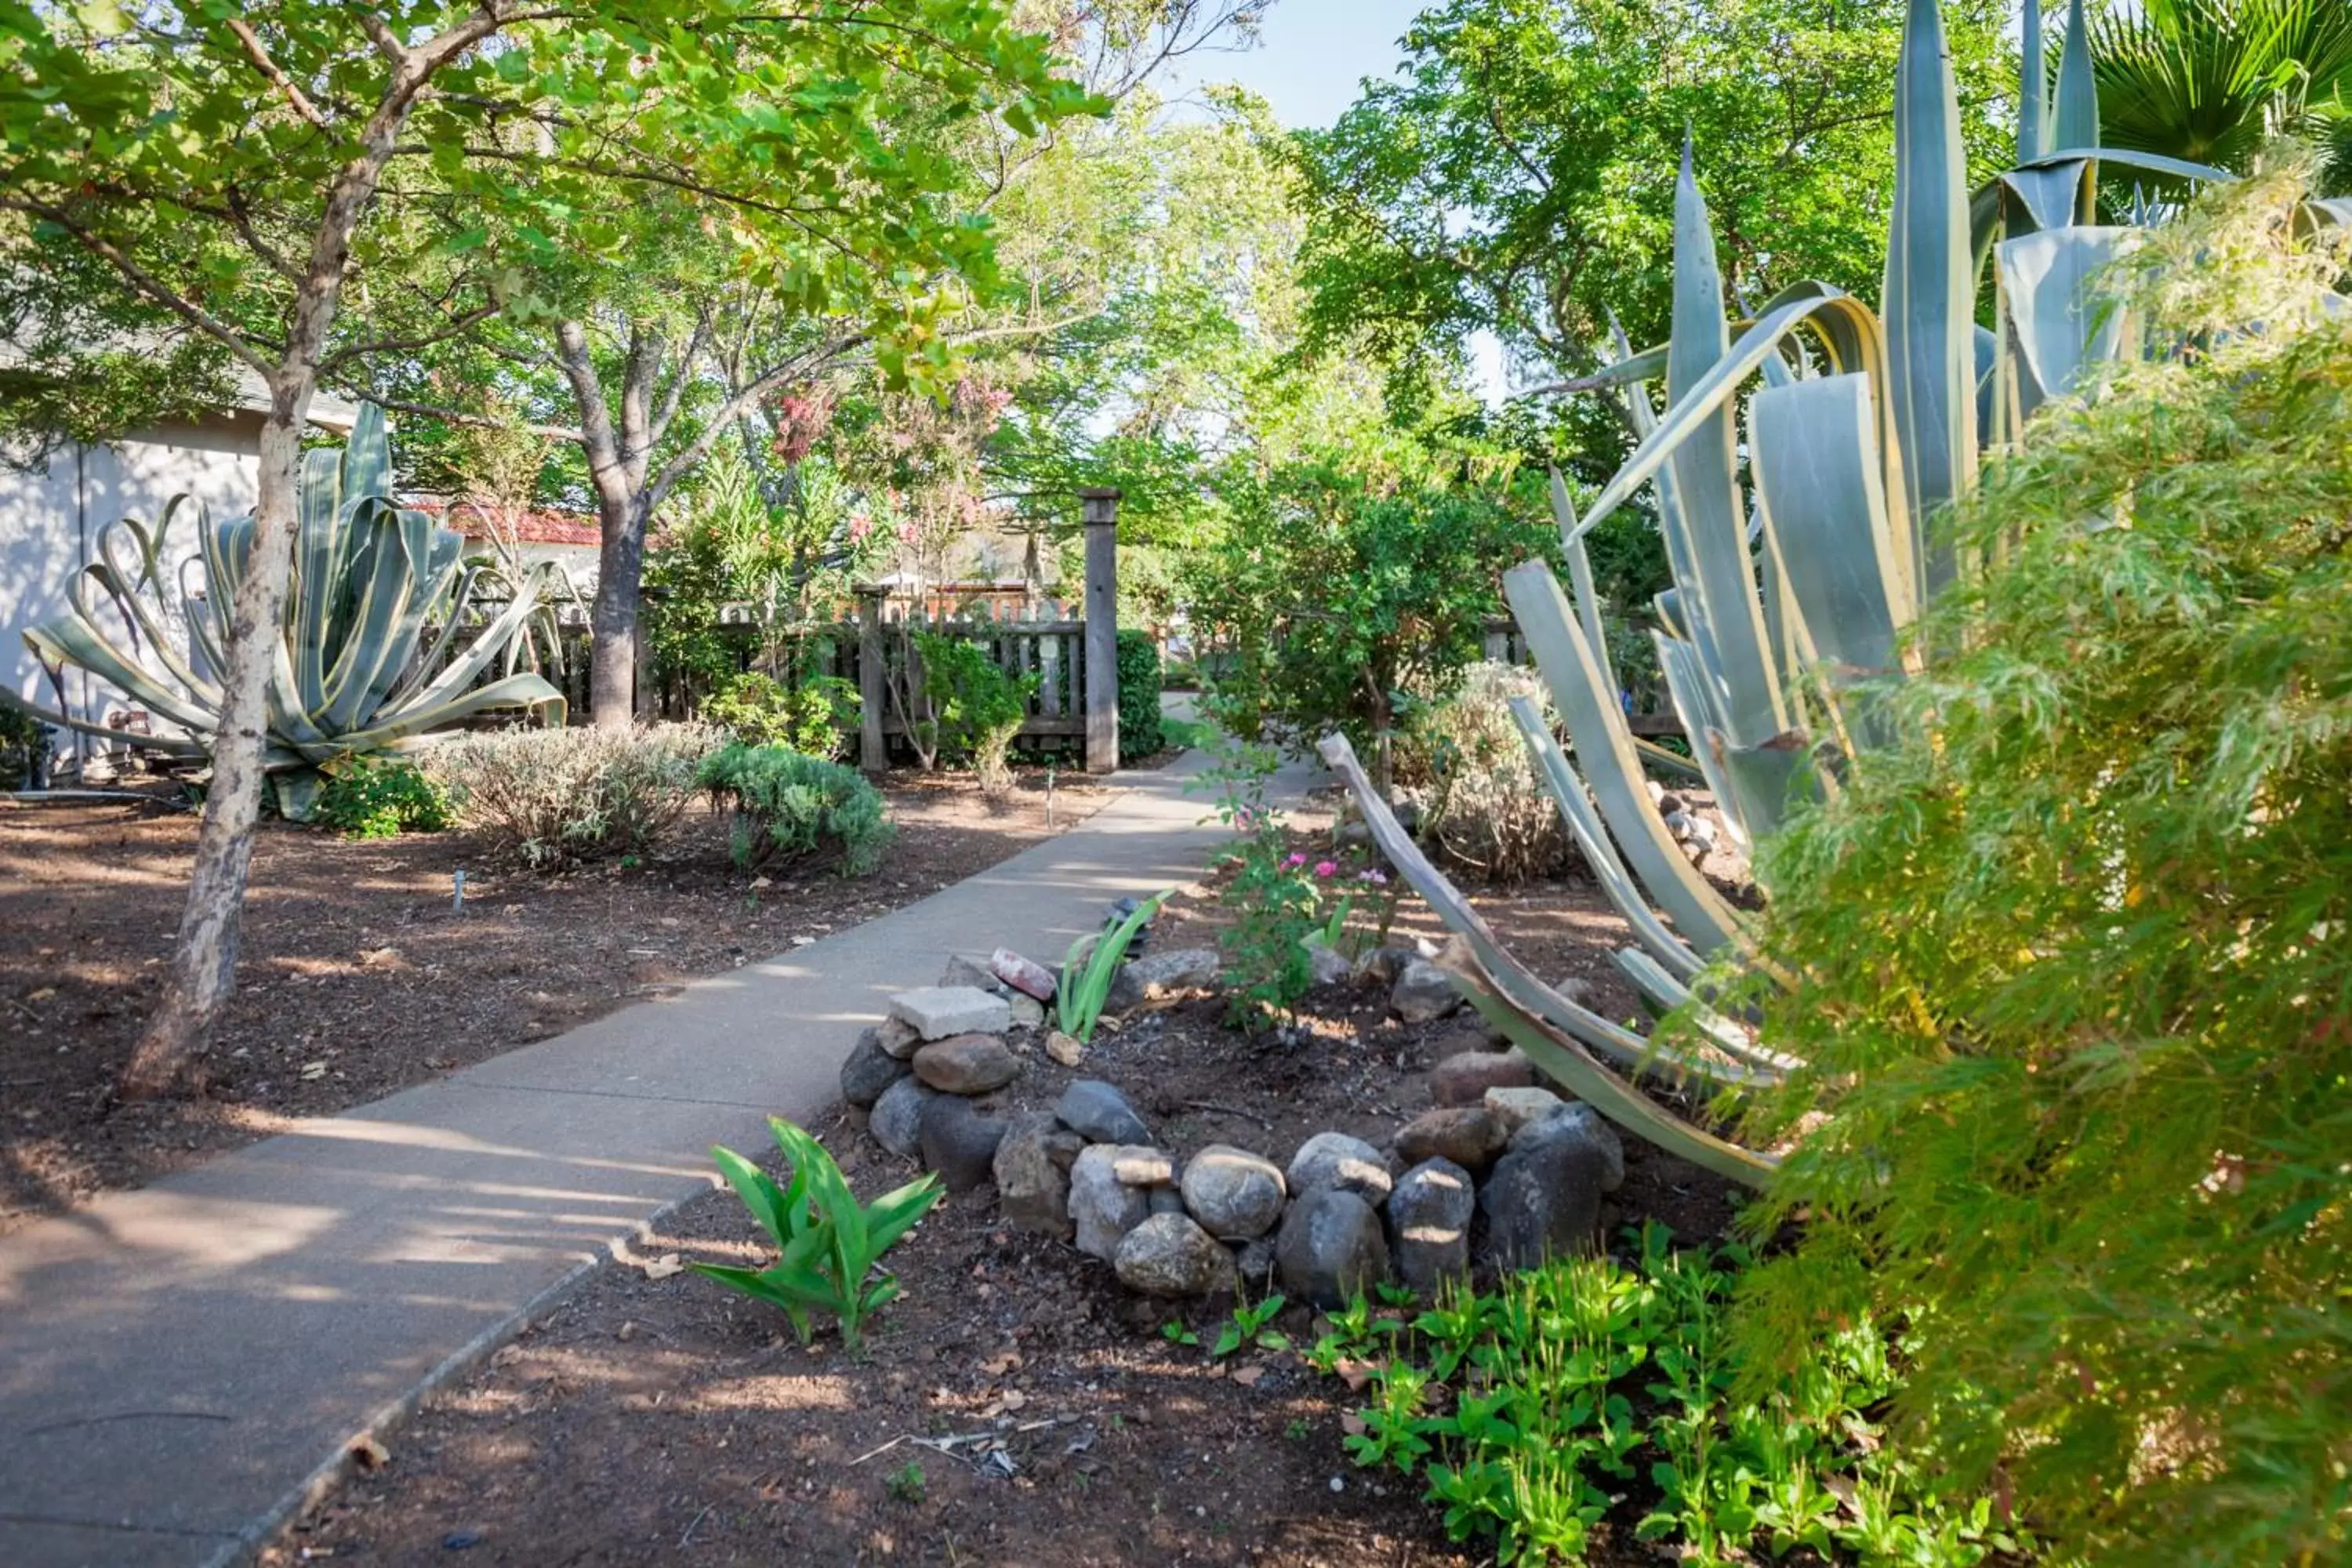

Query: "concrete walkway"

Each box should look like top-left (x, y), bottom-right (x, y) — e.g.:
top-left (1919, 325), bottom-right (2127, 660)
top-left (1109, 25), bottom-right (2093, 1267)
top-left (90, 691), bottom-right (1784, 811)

top-left (0, 745), bottom-right (1305, 1568)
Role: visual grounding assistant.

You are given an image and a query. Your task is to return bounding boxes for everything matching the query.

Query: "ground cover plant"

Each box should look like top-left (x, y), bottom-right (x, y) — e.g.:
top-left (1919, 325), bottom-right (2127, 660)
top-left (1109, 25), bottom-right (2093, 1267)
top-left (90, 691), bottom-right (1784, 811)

top-left (695, 742), bottom-right (893, 875)
top-left (1323, 1227), bottom-right (2022, 1567)
top-left (1724, 162), bottom-right (2352, 1566)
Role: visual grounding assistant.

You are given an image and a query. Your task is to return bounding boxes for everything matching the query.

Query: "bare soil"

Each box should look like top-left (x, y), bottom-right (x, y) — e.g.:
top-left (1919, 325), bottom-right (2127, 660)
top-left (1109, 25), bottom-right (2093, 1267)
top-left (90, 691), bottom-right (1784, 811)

top-left (0, 768), bottom-right (1109, 1233)
top-left (264, 808), bottom-right (1744, 1566)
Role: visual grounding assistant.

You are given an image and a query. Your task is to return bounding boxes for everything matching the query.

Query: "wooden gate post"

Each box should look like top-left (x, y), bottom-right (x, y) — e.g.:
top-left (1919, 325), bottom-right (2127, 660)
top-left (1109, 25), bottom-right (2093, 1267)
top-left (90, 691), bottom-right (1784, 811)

top-left (1079, 488), bottom-right (1120, 774)
top-left (856, 586), bottom-right (887, 775)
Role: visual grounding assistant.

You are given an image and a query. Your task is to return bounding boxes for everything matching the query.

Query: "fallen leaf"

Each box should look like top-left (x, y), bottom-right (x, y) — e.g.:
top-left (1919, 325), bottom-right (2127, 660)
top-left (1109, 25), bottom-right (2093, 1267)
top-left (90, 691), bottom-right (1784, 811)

top-left (642, 1254), bottom-right (685, 1279)
top-left (27, 987), bottom-right (56, 1002)
top-left (1340, 1412), bottom-right (1368, 1436)
top-left (980, 1349), bottom-right (1023, 1377)
top-left (1334, 1357), bottom-right (1377, 1392)
top-left (358, 947), bottom-right (401, 969)
top-left (347, 1434), bottom-right (391, 1470)
top-left (1232, 1366), bottom-right (1265, 1388)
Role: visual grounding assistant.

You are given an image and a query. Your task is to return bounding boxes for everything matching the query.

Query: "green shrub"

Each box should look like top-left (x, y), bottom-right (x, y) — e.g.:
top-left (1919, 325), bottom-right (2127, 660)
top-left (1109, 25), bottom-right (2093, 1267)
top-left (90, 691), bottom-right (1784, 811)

top-left (1320, 1228), bottom-right (2017, 1566)
top-left (1724, 168), bottom-right (2352, 1566)
top-left (426, 723), bottom-right (720, 869)
top-left (1115, 629), bottom-right (1163, 756)
top-left (315, 756), bottom-right (451, 840)
top-left (696, 742), bottom-right (891, 875)
top-left (1396, 662), bottom-right (1570, 884)
top-left (0, 702), bottom-right (53, 787)
top-left (916, 632), bottom-right (1035, 795)
top-left (701, 670), bottom-right (858, 759)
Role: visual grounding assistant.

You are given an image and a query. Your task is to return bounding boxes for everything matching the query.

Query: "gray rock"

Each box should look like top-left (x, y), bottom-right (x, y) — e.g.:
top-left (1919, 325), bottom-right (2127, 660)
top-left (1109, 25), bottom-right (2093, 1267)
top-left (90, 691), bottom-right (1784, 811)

top-left (1512, 1102), bottom-right (1625, 1193)
top-left (875, 1015), bottom-right (924, 1060)
top-left (1275, 1188), bottom-right (1391, 1308)
top-left (1236, 1235), bottom-right (1277, 1287)
top-left (1481, 1137), bottom-right (1609, 1270)
top-left (1661, 809), bottom-right (1693, 836)
top-left (1483, 1085), bottom-right (1565, 1137)
top-left (940, 953), bottom-right (1007, 993)
top-left (1426, 1048), bottom-right (1536, 1106)
top-left (1007, 993), bottom-right (1046, 1029)
top-left (913, 1033), bottom-right (1021, 1094)
top-left (1684, 815), bottom-right (1719, 848)
top-left (1286, 1131), bottom-right (1392, 1205)
top-left (1105, 946), bottom-right (1221, 1011)
top-left (1352, 945), bottom-right (1417, 987)
top-left (990, 947), bottom-right (1058, 1001)
top-left (919, 1095), bottom-right (1007, 1192)
top-left (1179, 1144), bottom-right (1287, 1240)
top-left (1391, 958), bottom-right (1464, 1023)
top-left (1056, 1078), bottom-right (1152, 1145)
top-left (1386, 1157), bottom-right (1475, 1294)
top-left (840, 1027), bottom-right (910, 1109)
top-left (1148, 1185), bottom-right (1185, 1216)
top-left (1657, 791), bottom-right (1687, 816)
top-left (1301, 934), bottom-right (1352, 987)
top-left (1114, 1213), bottom-right (1237, 1298)
top-left (1393, 1105), bottom-right (1508, 1173)
top-left (888, 985), bottom-right (1012, 1041)
top-left (869, 1076), bottom-right (935, 1159)
top-left (1069, 1144), bottom-right (1155, 1261)
top-left (993, 1114), bottom-right (1076, 1240)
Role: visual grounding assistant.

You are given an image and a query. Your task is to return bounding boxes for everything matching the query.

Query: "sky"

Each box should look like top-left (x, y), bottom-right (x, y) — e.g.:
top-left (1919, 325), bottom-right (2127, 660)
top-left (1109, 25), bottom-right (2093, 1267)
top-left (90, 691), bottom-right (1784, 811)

top-left (1165, 0), bottom-right (1428, 130)
top-left (1165, 0), bottom-right (1515, 401)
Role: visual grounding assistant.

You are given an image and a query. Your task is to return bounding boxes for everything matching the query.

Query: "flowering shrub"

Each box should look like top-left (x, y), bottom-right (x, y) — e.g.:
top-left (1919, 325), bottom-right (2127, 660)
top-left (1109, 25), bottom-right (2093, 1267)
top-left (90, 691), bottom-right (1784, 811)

top-left (1199, 741), bottom-right (1399, 1028)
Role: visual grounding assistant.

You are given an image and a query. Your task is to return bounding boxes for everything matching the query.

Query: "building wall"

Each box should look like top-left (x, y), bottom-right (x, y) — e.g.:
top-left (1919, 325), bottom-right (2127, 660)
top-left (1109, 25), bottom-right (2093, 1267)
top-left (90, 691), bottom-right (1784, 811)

top-left (0, 414), bottom-right (260, 746)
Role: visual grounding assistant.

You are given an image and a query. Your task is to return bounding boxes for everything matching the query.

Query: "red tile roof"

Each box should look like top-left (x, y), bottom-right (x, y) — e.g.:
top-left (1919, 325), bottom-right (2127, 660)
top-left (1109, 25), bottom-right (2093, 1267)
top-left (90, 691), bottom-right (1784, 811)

top-left (408, 497), bottom-right (601, 547)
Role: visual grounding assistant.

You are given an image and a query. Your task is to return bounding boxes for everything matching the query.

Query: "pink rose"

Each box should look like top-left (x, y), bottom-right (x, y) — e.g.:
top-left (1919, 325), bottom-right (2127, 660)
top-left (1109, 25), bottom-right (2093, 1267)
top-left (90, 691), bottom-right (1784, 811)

top-left (1313, 860), bottom-right (1337, 878)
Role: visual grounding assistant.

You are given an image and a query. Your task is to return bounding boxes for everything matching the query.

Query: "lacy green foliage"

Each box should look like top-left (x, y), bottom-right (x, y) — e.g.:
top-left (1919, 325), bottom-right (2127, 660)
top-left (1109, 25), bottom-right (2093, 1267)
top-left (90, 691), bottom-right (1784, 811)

top-left (702, 670), bottom-right (859, 760)
top-left (691, 1118), bottom-right (942, 1349)
top-left (1182, 463), bottom-right (1552, 755)
top-left (1726, 171), bottom-right (2352, 1565)
top-left (695, 742), bottom-right (891, 877)
top-left (426, 724), bottom-right (720, 870)
top-left (314, 757), bottom-right (450, 841)
top-left (1396, 662), bottom-right (1570, 885)
top-left (1319, 1228), bottom-right (2016, 1566)
top-left (1115, 629), bottom-right (1164, 756)
top-left (915, 632), bottom-right (1036, 793)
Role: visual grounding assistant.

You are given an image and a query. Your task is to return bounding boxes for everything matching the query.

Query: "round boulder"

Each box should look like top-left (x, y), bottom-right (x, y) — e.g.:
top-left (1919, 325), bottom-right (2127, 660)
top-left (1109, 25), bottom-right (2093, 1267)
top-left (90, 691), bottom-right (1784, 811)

top-left (840, 1027), bottom-right (910, 1110)
top-left (1275, 1187), bottom-right (1391, 1308)
top-left (1286, 1131), bottom-right (1392, 1205)
top-left (1114, 1213), bottom-right (1237, 1298)
top-left (919, 1095), bottom-right (1008, 1192)
top-left (1386, 1157), bottom-right (1475, 1293)
top-left (1056, 1079), bottom-right (1152, 1145)
top-left (1179, 1145), bottom-right (1287, 1240)
top-left (1394, 1105), bottom-right (1508, 1173)
top-left (913, 1033), bottom-right (1021, 1095)
top-left (869, 1076), bottom-right (935, 1160)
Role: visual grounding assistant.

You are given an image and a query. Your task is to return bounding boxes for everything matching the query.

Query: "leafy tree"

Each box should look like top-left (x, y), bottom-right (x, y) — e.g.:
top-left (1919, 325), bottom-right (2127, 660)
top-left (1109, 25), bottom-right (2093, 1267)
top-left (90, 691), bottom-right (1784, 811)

top-left (2092, 0), bottom-right (2352, 194)
top-left (1726, 165), bottom-right (2352, 1565)
top-left (0, 1), bottom-right (1085, 1093)
top-left (1276, 0), bottom-right (2014, 479)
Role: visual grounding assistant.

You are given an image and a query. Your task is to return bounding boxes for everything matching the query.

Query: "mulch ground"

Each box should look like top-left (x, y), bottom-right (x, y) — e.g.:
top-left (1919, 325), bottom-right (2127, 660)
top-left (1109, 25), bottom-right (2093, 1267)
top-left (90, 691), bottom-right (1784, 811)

top-left (0, 764), bottom-right (1112, 1234)
top-left (261, 791), bottom-right (1748, 1566)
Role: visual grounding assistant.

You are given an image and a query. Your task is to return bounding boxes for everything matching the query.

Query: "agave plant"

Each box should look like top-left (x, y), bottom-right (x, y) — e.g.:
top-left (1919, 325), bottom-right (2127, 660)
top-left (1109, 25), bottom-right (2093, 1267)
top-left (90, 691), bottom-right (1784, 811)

top-left (11, 404), bottom-right (567, 817)
top-left (1316, 0), bottom-right (2352, 1177)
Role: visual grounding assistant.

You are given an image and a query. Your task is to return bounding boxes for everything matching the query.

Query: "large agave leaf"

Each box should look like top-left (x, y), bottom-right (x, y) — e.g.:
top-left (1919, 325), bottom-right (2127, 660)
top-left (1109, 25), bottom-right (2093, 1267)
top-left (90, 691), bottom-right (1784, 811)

top-left (1884, 0), bottom-right (1977, 600)
top-left (1507, 695), bottom-right (1704, 981)
top-left (2020, 0), bottom-right (2051, 162)
top-left (1318, 733), bottom-right (1771, 1099)
top-left (1999, 226), bottom-right (2137, 416)
top-left (2053, 0), bottom-right (2101, 165)
top-left (1504, 561), bottom-right (1751, 955)
top-left (1651, 633), bottom-right (1748, 848)
top-left (1748, 374), bottom-right (1911, 730)
top-left (1667, 143), bottom-right (1784, 748)
top-left (1546, 468), bottom-right (1618, 699)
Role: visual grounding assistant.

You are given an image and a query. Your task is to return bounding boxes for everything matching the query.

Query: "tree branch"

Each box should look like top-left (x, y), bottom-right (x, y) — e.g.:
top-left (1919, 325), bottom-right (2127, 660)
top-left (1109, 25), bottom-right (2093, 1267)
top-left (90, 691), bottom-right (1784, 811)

top-left (0, 198), bottom-right (277, 377)
top-left (223, 19), bottom-right (331, 129)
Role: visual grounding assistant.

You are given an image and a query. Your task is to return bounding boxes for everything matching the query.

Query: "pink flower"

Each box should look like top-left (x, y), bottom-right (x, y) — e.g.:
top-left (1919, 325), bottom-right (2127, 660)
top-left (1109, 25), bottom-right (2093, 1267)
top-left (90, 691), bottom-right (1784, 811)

top-left (1313, 860), bottom-right (1338, 878)
top-left (848, 511), bottom-right (873, 542)
top-left (1282, 852), bottom-right (1307, 869)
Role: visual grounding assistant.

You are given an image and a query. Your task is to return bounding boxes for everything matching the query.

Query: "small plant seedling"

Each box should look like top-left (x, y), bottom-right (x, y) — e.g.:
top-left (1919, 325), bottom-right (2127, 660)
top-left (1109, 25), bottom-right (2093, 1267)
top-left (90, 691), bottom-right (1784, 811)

top-left (689, 1117), bottom-right (943, 1348)
top-left (1211, 1290), bottom-right (1290, 1358)
top-left (886, 1461), bottom-right (925, 1504)
top-left (1162, 1318), bottom-right (1200, 1348)
top-left (1284, 1417), bottom-right (1312, 1441)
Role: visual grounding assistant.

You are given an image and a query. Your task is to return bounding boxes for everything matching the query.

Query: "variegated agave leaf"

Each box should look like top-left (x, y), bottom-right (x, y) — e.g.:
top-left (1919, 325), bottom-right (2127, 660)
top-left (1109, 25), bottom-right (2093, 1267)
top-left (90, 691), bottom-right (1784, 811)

top-left (9, 404), bottom-right (566, 817)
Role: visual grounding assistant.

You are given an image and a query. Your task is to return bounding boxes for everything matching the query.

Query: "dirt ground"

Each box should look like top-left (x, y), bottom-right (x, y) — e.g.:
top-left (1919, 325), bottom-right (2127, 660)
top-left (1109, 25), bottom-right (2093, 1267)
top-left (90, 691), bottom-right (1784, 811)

top-left (0, 767), bottom-right (1109, 1233)
top-left (264, 827), bottom-right (1746, 1567)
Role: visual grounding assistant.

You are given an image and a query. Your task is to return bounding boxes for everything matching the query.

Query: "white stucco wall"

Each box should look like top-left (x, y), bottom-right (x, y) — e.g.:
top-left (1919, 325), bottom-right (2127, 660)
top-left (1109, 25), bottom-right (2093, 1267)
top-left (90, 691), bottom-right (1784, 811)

top-left (0, 414), bottom-right (260, 748)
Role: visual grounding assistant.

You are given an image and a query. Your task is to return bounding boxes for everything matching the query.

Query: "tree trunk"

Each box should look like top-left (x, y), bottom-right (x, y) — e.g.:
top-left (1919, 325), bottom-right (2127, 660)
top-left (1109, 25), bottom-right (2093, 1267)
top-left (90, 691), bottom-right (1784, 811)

top-left (116, 18), bottom-right (488, 1097)
top-left (587, 488), bottom-right (647, 730)
top-left (558, 319), bottom-right (662, 731)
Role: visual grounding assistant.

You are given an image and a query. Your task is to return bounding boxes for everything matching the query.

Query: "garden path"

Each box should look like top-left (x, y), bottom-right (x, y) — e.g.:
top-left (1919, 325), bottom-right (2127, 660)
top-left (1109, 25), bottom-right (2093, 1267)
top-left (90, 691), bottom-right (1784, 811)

top-left (0, 733), bottom-right (1316, 1568)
